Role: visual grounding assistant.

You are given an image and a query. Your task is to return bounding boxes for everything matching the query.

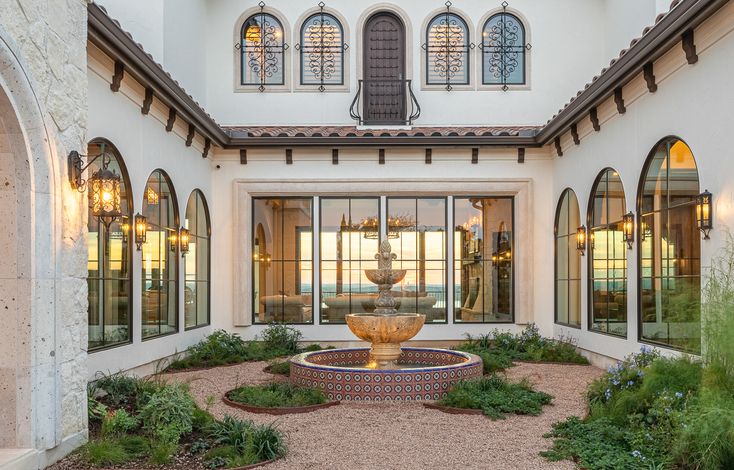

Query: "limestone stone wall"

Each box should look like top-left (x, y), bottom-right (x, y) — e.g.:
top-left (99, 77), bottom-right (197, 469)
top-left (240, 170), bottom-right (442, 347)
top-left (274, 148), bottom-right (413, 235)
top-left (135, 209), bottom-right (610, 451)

top-left (0, 0), bottom-right (89, 463)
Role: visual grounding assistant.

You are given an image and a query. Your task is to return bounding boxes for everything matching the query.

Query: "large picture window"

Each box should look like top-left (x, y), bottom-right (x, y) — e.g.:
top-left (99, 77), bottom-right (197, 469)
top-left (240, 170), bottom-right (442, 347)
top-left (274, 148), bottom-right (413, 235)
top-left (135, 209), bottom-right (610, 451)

top-left (481, 11), bottom-right (529, 88)
top-left (388, 197), bottom-right (448, 323)
top-left (588, 169), bottom-right (627, 337)
top-left (424, 12), bottom-right (471, 89)
top-left (298, 11), bottom-right (346, 88)
top-left (184, 190), bottom-right (211, 329)
top-left (454, 197), bottom-right (513, 323)
top-left (87, 140), bottom-right (132, 350)
top-left (240, 11), bottom-right (286, 89)
top-left (253, 198), bottom-right (313, 324)
top-left (555, 189), bottom-right (582, 328)
top-left (638, 138), bottom-right (701, 352)
top-left (320, 198), bottom-right (379, 324)
top-left (141, 170), bottom-right (178, 339)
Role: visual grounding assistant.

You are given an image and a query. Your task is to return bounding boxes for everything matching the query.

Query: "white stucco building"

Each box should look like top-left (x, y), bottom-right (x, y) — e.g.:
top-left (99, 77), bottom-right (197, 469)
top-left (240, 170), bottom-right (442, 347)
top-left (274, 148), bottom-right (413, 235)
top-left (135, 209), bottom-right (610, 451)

top-left (1, 0), bottom-right (733, 467)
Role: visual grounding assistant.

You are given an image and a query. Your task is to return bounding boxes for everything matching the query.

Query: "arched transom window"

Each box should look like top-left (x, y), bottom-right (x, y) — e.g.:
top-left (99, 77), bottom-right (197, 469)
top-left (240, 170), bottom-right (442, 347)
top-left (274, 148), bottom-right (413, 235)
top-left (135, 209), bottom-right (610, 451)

top-left (588, 169), bottom-right (627, 337)
top-left (555, 189), bottom-right (581, 328)
top-left (481, 9), bottom-right (530, 89)
top-left (423, 7), bottom-right (471, 90)
top-left (239, 8), bottom-right (287, 90)
top-left (638, 138), bottom-right (701, 353)
top-left (184, 190), bottom-right (211, 329)
top-left (297, 7), bottom-right (346, 89)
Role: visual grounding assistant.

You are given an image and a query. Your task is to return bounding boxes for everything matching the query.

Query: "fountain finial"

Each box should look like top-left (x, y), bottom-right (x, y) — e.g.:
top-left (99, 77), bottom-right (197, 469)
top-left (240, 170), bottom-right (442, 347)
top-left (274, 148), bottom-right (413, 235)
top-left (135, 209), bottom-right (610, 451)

top-left (375, 239), bottom-right (397, 270)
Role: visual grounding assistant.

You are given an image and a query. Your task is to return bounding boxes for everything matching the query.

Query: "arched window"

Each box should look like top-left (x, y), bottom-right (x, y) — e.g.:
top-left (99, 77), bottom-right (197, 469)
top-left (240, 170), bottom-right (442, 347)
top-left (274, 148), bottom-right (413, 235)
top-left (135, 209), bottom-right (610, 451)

top-left (298, 10), bottom-right (346, 89)
top-left (638, 138), bottom-right (701, 352)
top-left (555, 189), bottom-right (581, 327)
top-left (481, 11), bottom-right (529, 89)
top-left (184, 190), bottom-right (211, 329)
top-left (588, 169), bottom-right (627, 337)
top-left (424, 11), bottom-right (471, 89)
top-left (141, 170), bottom-right (179, 339)
top-left (239, 10), bottom-right (287, 90)
top-left (87, 139), bottom-right (133, 350)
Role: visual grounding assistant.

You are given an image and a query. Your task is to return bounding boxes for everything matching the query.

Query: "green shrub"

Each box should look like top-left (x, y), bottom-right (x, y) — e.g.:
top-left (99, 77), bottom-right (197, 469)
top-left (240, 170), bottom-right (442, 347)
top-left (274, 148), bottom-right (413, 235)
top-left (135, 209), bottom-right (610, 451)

top-left (149, 439), bottom-right (178, 465)
top-left (138, 384), bottom-right (195, 443)
top-left (250, 423), bottom-right (287, 461)
top-left (204, 445), bottom-right (259, 469)
top-left (192, 406), bottom-right (216, 433)
top-left (80, 439), bottom-right (131, 467)
top-left (438, 375), bottom-right (552, 420)
top-left (259, 323), bottom-right (302, 355)
top-left (167, 330), bottom-right (251, 370)
top-left (206, 415), bottom-right (286, 463)
top-left (227, 382), bottom-right (326, 408)
top-left (87, 396), bottom-right (107, 423)
top-left (101, 409), bottom-right (138, 437)
top-left (268, 360), bottom-right (291, 376)
top-left (674, 391), bottom-right (734, 470)
top-left (89, 372), bottom-right (159, 411)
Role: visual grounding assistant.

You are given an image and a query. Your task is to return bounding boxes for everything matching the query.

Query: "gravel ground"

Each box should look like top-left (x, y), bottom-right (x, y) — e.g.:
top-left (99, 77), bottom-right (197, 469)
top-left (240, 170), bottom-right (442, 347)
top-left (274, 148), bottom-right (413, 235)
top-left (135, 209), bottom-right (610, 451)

top-left (161, 360), bottom-right (603, 470)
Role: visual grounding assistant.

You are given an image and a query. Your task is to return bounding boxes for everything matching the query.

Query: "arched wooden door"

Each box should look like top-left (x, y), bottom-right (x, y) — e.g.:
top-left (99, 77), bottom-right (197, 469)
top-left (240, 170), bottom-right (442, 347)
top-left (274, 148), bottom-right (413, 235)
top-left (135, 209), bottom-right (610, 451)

top-left (363, 12), bottom-right (406, 125)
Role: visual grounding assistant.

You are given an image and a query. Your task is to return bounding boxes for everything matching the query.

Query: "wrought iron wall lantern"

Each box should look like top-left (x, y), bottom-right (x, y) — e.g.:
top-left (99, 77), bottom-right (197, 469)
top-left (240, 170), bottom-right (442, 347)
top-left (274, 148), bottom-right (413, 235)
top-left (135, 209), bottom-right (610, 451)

top-left (696, 190), bottom-right (713, 239)
top-left (254, 252), bottom-right (272, 268)
top-left (134, 213), bottom-right (147, 251)
top-left (169, 231), bottom-right (178, 253)
top-left (68, 146), bottom-right (122, 227)
top-left (179, 227), bottom-right (190, 256)
top-left (576, 225), bottom-right (587, 255)
top-left (623, 211), bottom-right (635, 249)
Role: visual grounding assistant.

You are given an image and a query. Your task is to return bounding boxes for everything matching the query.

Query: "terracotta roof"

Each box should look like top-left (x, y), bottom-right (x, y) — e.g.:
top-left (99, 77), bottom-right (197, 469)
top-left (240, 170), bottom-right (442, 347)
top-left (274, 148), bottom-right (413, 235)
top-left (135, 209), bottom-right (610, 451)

top-left (225, 126), bottom-right (540, 138)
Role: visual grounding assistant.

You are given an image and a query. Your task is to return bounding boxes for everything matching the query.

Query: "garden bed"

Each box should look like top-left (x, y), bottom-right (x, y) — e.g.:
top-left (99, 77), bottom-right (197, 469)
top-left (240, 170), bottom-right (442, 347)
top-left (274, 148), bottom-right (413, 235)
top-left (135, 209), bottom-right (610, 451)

top-left (223, 394), bottom-right (340, 415)
top-left (223, 382), bottom-right (339, 415)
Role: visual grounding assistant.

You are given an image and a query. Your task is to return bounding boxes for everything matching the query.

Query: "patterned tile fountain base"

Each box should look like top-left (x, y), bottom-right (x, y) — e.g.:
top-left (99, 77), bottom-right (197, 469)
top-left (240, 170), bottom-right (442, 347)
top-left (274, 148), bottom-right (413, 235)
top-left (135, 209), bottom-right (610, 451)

top-left (289, 348), bottom-right (482, 401)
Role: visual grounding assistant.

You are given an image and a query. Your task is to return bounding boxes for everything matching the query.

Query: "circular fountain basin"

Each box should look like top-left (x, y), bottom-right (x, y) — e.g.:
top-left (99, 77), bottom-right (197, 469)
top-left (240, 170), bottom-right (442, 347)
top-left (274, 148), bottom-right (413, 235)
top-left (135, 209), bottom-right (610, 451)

top-left (290, 348), bottom-right (482, 401)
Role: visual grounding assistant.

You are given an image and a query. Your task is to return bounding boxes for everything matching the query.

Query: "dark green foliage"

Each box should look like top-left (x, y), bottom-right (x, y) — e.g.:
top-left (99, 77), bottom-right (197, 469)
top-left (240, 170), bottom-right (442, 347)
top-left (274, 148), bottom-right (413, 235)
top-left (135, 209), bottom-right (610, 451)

top-left (138, 383), bottom-right (195, 443)
top-left (268, 360), bottom-right (291, 376)
top-left (116, 435), bottom-right (150, 458)
top-left (148, 439), bottom-right (178, 465)
top-left (258, 323), bottom-right (302, 354)
top-left (455, 324), bottom-right (588, 373)
top-left (192, 406), bottom-right (216, 433)
top-left (674, 391), bottom-right (734, 470)
top-left (227, 382), bottom-right (326, 408)
top-left (89, 372), bottom-right (159, 411)
top-left (204, 445), bottom-right (259, 469)
top-left (101, 408), bottom-right (138, 437)
top-left (206, 415), bottom-right (286, 463)
top-left (438, 375), bottom-right (552, 420)
top-left (87, 396), bottom-right (107, 423)
top-left (80, 439), bottom-right (132, 467)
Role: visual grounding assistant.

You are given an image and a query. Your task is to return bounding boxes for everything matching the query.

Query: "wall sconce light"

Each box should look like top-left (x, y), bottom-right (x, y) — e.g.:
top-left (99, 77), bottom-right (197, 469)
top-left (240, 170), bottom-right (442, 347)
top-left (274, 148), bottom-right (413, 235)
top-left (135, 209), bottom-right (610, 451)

top-left (623, 211), bottom-right (635, 249)
top-left (179, 227), bottom-right (190, 256)
top-left (121, 220), bottom-right (130, 243)
top-left (68, 148), bottom-right (121, 227)
top-left (576, 225), bottom-right (587, 255)
top-left (134, 213), bottom-right (147, 251)
top-left (696, 190), bottom-right (713, 239)
top-left (169, 231), bottom-right (178, 253)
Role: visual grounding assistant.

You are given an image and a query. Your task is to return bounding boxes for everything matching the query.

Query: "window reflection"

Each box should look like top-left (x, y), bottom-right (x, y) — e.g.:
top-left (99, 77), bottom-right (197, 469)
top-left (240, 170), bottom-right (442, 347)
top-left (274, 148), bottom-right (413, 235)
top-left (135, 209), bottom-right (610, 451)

top-left (589, 169), bottom-right (627, 336)
top-left (639, 139), bottom-right (701, 352)
top-left (184, 190), bottom-right (210, 329)
top-left (454, 197), bottom-right (513, 322)
top-left (555, 189), bottom-right (581, 327)
top-left (141, 170), bottom-right (178, 339)
top-left (87, 140), bottom-right (132, 350)
top-left (253, 198), bottom-right (313, 323)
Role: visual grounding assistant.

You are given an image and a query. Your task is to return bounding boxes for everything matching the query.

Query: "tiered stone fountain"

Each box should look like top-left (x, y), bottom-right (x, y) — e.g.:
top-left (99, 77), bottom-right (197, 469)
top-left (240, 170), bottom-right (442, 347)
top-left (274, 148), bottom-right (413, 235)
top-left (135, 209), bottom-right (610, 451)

top-left (290, 240), bottom-right (482, 401)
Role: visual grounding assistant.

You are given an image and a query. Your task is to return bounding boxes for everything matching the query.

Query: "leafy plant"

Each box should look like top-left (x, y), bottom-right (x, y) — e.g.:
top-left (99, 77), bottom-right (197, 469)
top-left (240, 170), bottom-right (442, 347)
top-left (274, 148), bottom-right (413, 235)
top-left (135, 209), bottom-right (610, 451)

top-left (258, 323), bottom-right (302, 355)
top-left (101, 409), bottom-right (139, 437)
top-left (138, 383), bottom-right (195, 444)
top-left (206, 415), bottom-right (286, 463)
top-left (227, 382), bottom-right (326, 408)
top-left (87, 395), bottom-right (108, 423)
top-left (268, 360), bottom-right (291, 376)
top-left (80, 439), bottom-right (132, 466)
top-left (438, 375), bottom-right (552, 419)
top-left (149, 439), bottom-right (178, 465)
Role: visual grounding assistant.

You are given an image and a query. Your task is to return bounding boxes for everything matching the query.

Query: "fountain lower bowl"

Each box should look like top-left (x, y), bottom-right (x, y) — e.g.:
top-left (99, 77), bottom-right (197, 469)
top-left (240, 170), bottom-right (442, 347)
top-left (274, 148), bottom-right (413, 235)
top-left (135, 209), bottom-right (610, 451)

top-left (289, 348), bottom-right (483, 401)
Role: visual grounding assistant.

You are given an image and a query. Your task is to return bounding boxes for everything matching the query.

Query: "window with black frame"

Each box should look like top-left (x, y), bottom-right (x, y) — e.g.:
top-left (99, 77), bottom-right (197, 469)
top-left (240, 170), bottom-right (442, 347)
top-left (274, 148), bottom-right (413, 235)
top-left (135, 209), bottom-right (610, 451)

top-left (555, 189), bottom-right (582, 327)
top-left (253, 198), bottom-right (313, 324)
top-left (87, 140), bottom-right (133, 350)
top-left (320, 198), bottom-right (379, 323)
top-left (184, 190), bottom-right (211, 329)
top-left (454, 197), bottom-right (513, 323)
top-left (239, 10), bottom-right (287, 90)
top-left (589, 169), bottom-right (627, 337)
top-left (423, 9), bottom-right (471, 90)
top-left (297, 9), bottom-right (346, 89)
top-left (639, 138), bottom-right (701, 353)
top-left (388, 197), bottom-right (448, 323)
top-left (141, 170), bottom-right (179, 339)
top-left (481, 10), bottom-right (529, 89)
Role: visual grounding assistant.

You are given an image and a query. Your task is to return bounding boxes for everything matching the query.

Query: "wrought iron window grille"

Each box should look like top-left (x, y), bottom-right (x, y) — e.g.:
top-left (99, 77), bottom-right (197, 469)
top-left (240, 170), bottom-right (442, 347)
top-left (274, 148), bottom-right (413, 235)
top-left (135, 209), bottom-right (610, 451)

top-left (422, 1), bottom-right (474, 91)
top-left (295, 2), bottom-right (348, 91)
top-left (235, 2), bottom-right (289, 92)
top-left (479, 1), bottom-right (531, 91)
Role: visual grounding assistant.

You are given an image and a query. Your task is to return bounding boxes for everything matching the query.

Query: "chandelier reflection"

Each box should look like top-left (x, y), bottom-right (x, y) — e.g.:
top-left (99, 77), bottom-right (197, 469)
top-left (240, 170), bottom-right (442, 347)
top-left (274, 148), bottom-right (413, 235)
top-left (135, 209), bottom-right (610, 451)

top-left (359, 215), bottom-right (415, 239)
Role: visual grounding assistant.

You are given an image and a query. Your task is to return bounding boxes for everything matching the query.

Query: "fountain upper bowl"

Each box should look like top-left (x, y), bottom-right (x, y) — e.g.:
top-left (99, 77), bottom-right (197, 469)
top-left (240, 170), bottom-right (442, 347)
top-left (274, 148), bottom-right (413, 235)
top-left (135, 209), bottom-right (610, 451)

top-left (364, 269), bottom-right (407, 286)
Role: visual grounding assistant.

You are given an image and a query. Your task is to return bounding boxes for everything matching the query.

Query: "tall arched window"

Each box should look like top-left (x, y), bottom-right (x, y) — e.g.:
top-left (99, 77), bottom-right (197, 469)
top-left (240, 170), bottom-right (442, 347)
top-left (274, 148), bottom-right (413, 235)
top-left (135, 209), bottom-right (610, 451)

top-left (588, 169), bottom-right (627, 337)
top-left (184, 190), bottom-right (211, 329)
top-left (481, 11), bottom-right (529, 89)
top-left (424, 11), bottom-right (471, 89)
top-left (638, 138), bottom-right (701, 352)
top-left (555, 189), bottom-right (581, 328)
top-left (141, 170), bottom-right (179, 339)
top-left (298, 10), bottom-right (346, 89)
top-left (87, 139), bottom-right (133, 350)
top-left (239, 10), bottom-right (286, 90)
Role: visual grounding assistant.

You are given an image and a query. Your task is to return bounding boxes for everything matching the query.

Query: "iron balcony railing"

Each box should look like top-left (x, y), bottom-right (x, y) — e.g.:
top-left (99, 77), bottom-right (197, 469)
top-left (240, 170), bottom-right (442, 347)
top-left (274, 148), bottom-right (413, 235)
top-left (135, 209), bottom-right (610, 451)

top-left (350, 79), bottom-right (421, 126)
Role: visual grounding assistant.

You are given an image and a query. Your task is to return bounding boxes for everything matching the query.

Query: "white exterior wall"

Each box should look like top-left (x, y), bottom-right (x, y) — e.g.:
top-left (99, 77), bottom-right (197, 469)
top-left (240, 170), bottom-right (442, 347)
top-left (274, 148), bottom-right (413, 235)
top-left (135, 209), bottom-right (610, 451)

top-left (552, 2), bottom-right (734, 361)
top-left (602, 0), bottom-right (658, 60)
top-left (85, 46), bottom-right (216, 379)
